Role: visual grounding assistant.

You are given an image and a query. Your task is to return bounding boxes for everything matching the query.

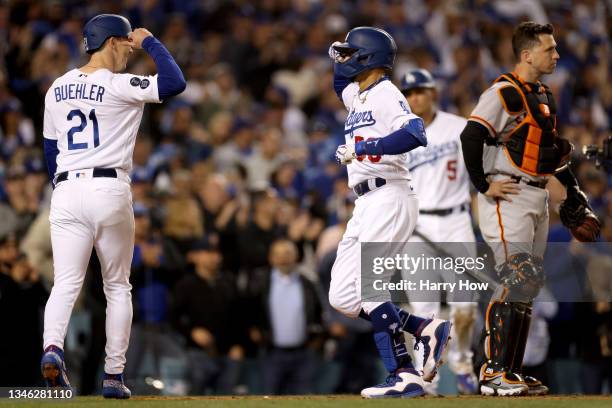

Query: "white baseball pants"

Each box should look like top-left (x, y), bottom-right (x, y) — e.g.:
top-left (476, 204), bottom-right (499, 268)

top-left (329, 180), bottom-right (418, 318)
top-left (44, 172), bottom-right (134, 375)
top-left (407, 211), bottom-right (478, 378)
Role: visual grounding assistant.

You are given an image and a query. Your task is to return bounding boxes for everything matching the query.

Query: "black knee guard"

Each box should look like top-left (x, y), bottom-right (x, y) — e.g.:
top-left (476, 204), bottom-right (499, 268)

top-left (497, 253), bottom-right (545, 301)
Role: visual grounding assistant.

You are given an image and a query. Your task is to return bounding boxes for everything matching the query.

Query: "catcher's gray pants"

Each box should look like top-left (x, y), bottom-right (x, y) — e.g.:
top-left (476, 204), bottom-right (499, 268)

top-left (477, 174), bottom-right (549, 265)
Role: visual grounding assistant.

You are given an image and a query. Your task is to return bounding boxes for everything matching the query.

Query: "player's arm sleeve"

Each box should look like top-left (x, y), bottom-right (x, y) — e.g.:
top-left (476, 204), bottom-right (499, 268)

top-left (355, 96), bottom-right (427, 156)
top-left (333, 64), bottom-right (352, 100)
top-left (355, 118), bottom-right (427, 156)
top-left (460, 121), bottom-right (490, 194)
top-left (42, 103), bottom-right (59, 183)
top-left (141, 36), bottom-right (186, 100)
top-left (554, 167), bottom-right (578, 188)
top-left (43, 139), bottom-right (59, 183)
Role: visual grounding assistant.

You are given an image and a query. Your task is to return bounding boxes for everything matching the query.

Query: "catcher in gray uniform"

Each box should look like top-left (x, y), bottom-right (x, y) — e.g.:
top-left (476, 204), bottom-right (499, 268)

top-left (459, 21), bottom-right (600, 396)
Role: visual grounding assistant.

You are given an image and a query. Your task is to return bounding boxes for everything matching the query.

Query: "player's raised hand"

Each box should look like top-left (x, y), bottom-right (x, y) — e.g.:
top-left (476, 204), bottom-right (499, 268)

top-left (329, 41), bottom-right (352, 63)
top-left (128, 28), bottom-right (153, 49)
top-left (335, 144), bottom-right (356, 165)
top-left (328, 41), bottom-right (342, 61)
top-left (485, 179), bottom-right (521, 202)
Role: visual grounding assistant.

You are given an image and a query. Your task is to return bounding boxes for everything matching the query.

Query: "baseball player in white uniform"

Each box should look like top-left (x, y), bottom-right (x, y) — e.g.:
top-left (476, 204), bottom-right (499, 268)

top-left (329, 27), bottom-right (452, 398)
top-left (400, 69), bottom-right (479, 395)
top-left (460, 22), bottom-right (599, 396)
top-left (40, 14), bottom-right (185, 398)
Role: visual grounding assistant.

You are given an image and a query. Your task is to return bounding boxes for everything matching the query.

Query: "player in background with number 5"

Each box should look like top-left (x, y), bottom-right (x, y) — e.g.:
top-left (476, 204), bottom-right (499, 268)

top-left (400, 69), bottom-right (479, 395)
top-left (329, 27), bottom-right (452, 398)
top-left (41, 14), bottom-right (185, 398)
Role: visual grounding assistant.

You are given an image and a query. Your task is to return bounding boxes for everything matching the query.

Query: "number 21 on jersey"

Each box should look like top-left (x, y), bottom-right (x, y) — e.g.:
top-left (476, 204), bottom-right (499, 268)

top-left (67, 108), bottom-right (99, 150)
top-left (354, 135), bottom-right (381, 163)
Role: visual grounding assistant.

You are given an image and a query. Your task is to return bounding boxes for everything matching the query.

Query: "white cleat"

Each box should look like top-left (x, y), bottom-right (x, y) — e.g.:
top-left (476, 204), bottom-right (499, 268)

top-left (361, 369), bottom-right (426, 399)
top-left (479, 370), bottom-right (528, 396)
top-left (417, 319), bottom-right (452, 382)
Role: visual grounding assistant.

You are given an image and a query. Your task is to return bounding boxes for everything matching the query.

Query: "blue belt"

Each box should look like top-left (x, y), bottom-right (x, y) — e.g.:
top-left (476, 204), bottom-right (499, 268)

top-left (353, 178), bottom-right (386, 197)
top-left (55, 168), bottom-right (117, 184)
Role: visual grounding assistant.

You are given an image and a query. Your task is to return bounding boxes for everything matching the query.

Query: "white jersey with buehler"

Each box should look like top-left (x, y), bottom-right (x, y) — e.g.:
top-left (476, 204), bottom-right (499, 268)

top-left (341, 80), bottom-right (420, 188)
top-left (43, 68), bottom-right (160, 175)
top-left (407, 111), bottom-right (470, 210)
top-left (468, 81), bottom-right (546, 182)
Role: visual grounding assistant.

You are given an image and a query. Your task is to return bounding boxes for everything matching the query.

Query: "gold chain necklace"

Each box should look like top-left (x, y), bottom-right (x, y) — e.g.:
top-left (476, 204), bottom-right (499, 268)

top-left (357, 75), bottom-right (387, 104)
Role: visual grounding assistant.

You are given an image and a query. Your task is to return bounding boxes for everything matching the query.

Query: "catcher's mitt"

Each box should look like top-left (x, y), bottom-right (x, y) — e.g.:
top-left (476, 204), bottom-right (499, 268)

top-left (559, 186), bottom-right (601, 242)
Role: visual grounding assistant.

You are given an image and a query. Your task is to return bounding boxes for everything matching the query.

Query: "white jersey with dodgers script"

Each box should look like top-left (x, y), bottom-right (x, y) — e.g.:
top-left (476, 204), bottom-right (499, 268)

top-left (43, 68), bottom-right (161, 175)
top-left (406, 111), bottom-right (470, 210)
top-left (341, 79), bottom-right (420, 188)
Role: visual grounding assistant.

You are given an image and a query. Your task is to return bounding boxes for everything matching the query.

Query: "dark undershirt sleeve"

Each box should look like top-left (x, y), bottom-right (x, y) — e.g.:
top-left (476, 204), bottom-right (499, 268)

top-left (554, 166), bottom-right (578, 188)
top-left (460, 121), bottom-right (490, 194)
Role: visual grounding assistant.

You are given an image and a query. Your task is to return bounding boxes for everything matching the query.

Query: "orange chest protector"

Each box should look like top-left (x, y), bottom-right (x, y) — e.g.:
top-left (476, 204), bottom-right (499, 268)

top-left (495, 72), bottom-right (570, 176)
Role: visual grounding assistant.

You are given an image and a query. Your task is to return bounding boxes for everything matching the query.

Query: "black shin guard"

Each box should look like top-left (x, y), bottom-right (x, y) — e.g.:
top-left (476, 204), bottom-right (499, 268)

top-left (509, 302), bottom-right (532, 374)
top-left (483, 253), bottom-right (542, 378)
top-left (483, 300), bottom-right (528, 374)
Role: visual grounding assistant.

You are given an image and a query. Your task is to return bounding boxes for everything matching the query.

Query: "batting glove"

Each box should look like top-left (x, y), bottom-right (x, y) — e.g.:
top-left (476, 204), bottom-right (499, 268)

top-left (329, 41), bottom-right (352, 64)
top-left (335, 144), bottom-right (356, 165)
top-left (328, 41), bottom-right (342, 61)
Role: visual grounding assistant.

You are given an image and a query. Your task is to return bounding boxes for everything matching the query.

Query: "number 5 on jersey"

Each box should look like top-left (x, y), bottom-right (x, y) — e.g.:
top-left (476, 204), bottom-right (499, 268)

top-left (68, 108), bottom-right (99, 150)
top-left (447, 159), bottom-right (457, 180)
top-left (354, 135), bottom-right (381, 163)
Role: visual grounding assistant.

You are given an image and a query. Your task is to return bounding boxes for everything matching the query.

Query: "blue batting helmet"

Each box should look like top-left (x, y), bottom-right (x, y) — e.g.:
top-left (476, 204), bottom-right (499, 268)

top-left (333, 27), bottom-right (397, 79)
top-left (83, 14), bottom-right (132, 54)
top-left (400, 69), bottom-right (436, 92)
